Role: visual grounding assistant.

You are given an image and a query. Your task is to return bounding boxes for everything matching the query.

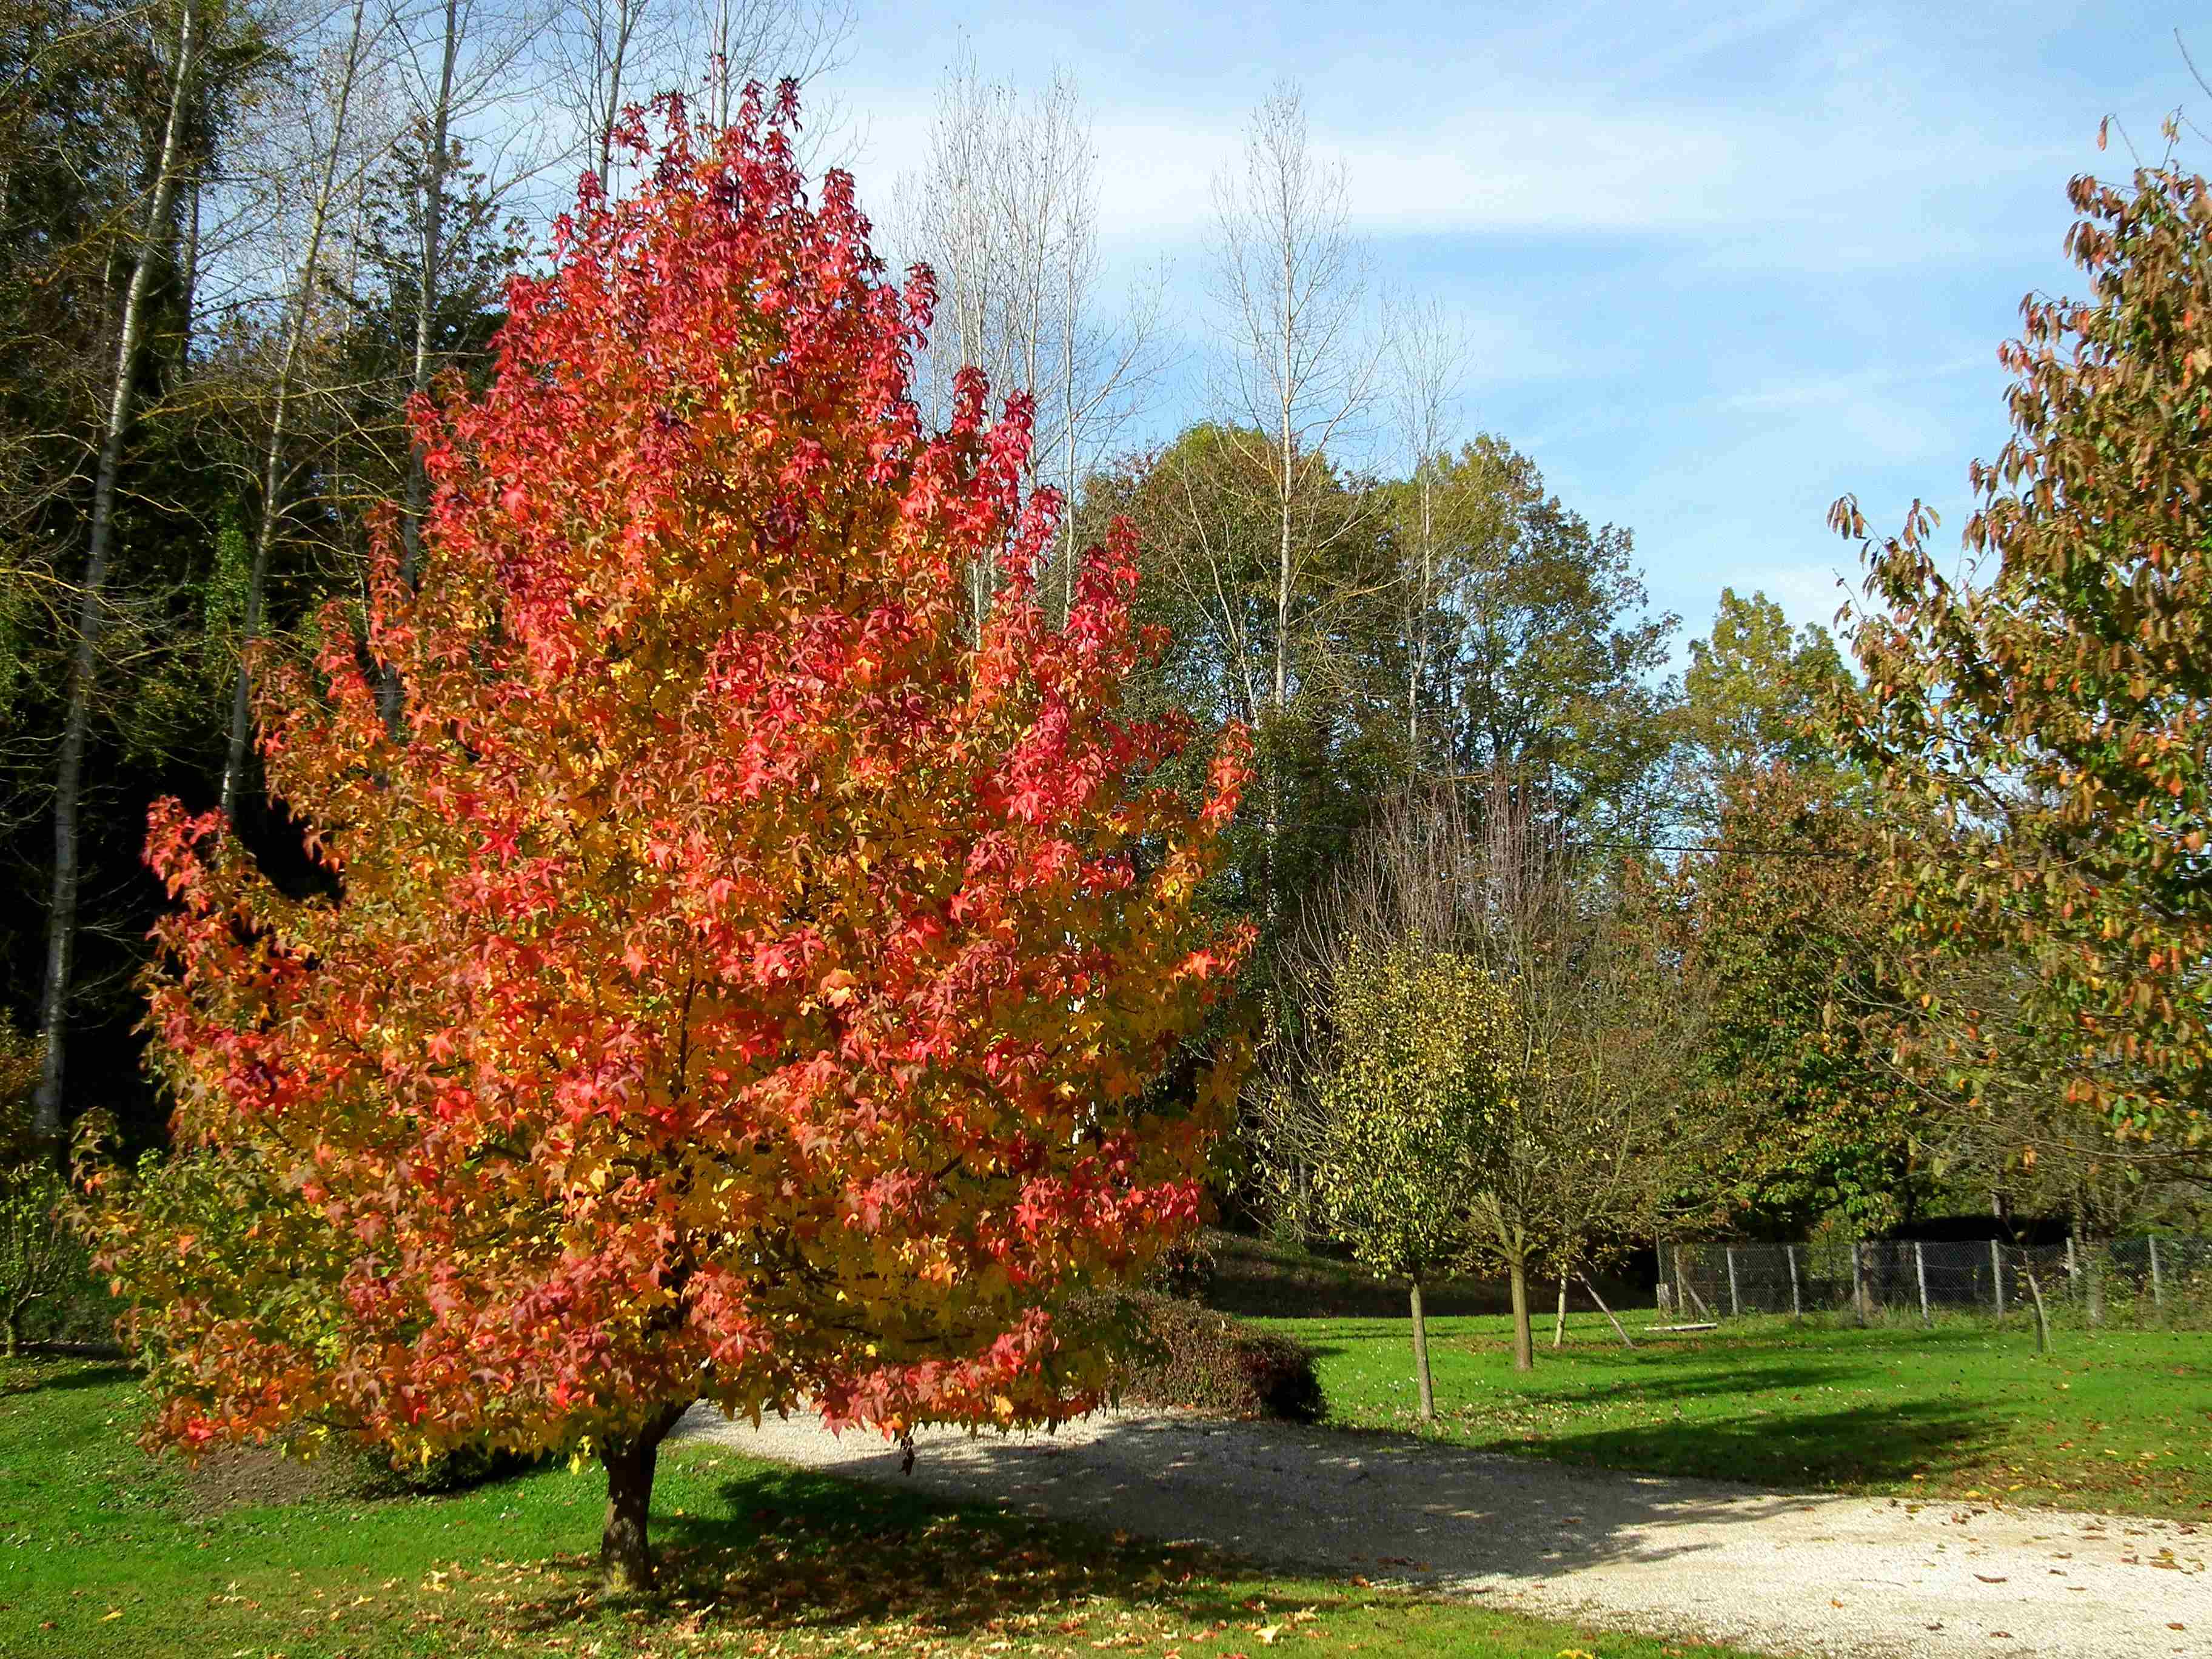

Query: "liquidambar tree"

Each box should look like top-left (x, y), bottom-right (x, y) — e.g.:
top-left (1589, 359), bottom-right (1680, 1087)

top-left (93, 89), bottom-right (1252, 1591)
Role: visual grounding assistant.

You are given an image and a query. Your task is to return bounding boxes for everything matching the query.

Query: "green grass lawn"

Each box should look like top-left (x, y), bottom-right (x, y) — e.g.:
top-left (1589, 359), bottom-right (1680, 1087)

top-left (1261, 1310), bottom-right (2212, 1518)
top-left (2, 1356), bottom-right (1771, 1659)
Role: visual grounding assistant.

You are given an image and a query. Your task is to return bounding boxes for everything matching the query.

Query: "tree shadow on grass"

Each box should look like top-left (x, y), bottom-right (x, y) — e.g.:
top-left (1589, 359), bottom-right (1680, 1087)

top-left (0, 1359), bottom-right (133, 1396)
top-left (497, 1459), bottom-right (1270, 1648)
top-left (1300, 1351), bottom-right (1878, 1411)
top-left (1449, 1397), bottom-right (2005, 1493)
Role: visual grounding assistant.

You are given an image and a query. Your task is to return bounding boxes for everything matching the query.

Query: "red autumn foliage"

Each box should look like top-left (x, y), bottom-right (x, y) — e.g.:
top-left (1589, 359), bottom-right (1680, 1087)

top-left (93, 89), bottom-right (1250, 1584)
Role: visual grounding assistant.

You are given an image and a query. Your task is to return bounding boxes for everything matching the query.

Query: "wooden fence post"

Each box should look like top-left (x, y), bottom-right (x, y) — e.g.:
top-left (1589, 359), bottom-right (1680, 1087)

top-left (1990, 1239), bottom-right (2005, 1319)
top-left (1852, 1241), bottom-right (1868, 1324)
top-left (1915, 1241), bottom-right (1931, 1325)
top-left (1787, 1244), bottom-right (1801, 1318)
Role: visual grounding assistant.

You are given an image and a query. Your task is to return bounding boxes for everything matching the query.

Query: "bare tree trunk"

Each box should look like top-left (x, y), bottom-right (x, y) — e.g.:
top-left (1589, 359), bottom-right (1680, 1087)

top-left (179, 175), bottom-right (201, 362)
top-left (223, 0), bottom-right (374, 817)
top-left (1061, 234), bottom-right (1079, 625)
top-left (1206, 85), bottom-right (1370, 925)
top-left (1385, 300), bottom-right (1464, 771)
top-left (382, 0), bottom-right (460, 737)
top-left (1409, 1277), bottom-right (1435, 1422)
top-left (599, 1402), bottom-right (686, 1592)
top-left (2020, 1256), bottom-right (2052, 1356)
top-left (1269, 288), bottom-right (1292, 909)
top-left (1553, 1278), bottom-right (1567, 1347)
top-left (1409, 465), bottom-right (1428, 760)
top-left (1507, 1256), bottom-right (1532, 1373)
top-left (32, 0), bottom-right (201, 1145)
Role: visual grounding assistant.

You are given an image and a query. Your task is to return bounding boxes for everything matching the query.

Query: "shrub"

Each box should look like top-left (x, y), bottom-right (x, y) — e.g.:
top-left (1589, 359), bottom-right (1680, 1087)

top-left (1109, 1291), bottom-right (1324, 1423)
top-left (0, 1164), bottom-right (81, 1356)
top-left (340, 1443), bottom-right (549, 1497)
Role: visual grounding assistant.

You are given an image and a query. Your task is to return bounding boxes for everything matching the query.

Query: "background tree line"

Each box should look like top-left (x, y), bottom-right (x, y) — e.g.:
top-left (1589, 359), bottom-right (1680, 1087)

top-left (4, 8), bottom-right (2205, 1310)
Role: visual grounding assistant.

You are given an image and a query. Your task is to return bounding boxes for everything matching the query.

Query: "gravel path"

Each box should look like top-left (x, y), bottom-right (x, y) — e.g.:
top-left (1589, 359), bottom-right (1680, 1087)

top-left (674, 1404), bottom-right (2210, 1659)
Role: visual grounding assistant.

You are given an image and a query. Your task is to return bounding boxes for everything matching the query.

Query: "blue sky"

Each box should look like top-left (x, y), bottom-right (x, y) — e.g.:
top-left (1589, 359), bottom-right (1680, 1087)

top-left (818, 2), bottom-right (2198, 661)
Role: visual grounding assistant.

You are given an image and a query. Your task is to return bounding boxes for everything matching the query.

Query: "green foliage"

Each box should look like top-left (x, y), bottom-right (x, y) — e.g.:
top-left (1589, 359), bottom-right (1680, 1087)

top-left (0, 1160), bottom-right (78, 1354)
top-left (1668, 766), bottom-right (1929, 1233)
top-left (1096, 422), bottom-right (1402, 943)
top-left (1678, 587), bottom-right (1852, 823)
top-left (1415, 438), bottom-right (1681, 833)
top-left (1310, 943), bottom-right (1514, 1288)
top-left (0, 1019), bottom-right (102, 1352)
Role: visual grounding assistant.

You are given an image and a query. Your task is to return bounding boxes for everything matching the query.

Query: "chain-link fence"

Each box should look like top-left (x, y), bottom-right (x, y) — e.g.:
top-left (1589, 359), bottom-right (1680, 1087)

top-left (1660, 1236), bottom-right (2212, 1329)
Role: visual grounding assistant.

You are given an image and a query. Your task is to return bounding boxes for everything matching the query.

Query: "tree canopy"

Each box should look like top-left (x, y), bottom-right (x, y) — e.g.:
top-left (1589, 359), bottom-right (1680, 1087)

top-left (93, 94), bottom-right (1252, 1589)
top-left (1838, 155), bottom-right (2212, 1156)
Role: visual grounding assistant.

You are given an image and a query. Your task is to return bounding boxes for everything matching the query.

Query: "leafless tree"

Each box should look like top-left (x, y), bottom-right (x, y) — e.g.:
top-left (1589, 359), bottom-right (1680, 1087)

top-left (1384, 292), bottom-right (1471, 765)
top-left (551, 0), bottom-right (672, 195)
top-left (684, 0), bottom-right (854, 136)
top-left (377, 0), bottom-right (549, 732)
top-left (893, 52), bottom-right (1165, 629)
top-left (221, 0), bottom-right (397, 816)
top-left (1202, 81), bottom-right (1380, 888)
top-left (1208, 82), bottom-right (1375, 712)
top-left (33, 0), bottom-right (204, 1144)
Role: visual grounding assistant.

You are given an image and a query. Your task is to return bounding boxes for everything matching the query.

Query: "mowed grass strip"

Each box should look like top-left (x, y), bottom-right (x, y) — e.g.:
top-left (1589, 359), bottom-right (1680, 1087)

top-left (2, 1358), bottom-right (1769, 1659)
top-left (1261, 1311), bottom-right (2212, 1518)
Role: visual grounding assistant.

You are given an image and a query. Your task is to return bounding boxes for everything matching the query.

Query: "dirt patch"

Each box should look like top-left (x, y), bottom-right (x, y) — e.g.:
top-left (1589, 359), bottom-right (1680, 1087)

top-left (182, 1443), bottom-right (355, 1515)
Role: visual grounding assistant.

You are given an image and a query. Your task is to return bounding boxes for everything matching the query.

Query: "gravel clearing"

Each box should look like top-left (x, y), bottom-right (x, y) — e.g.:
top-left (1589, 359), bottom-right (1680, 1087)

top-left (675, 1404), bottom-right (2211, 1659)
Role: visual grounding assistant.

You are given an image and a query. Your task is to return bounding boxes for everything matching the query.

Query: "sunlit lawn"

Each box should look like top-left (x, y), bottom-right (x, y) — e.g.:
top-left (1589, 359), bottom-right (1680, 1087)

top-left (2, 1356), bottom-right (1770, 1659)
top-left (1256, 1310), bottom-right (2212, 1519)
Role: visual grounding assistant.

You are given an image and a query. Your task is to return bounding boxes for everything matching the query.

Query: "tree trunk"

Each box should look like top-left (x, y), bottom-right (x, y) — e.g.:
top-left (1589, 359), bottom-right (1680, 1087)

top-left (599, 1403), bottom-right (686, 1593)
top-left (1507, 1256), bottom-right (1533, 1372)
top-left (1553, 1278), bottom-right (1567, 1347)
top-left (2020, 1256), bottom-right (2053, 1356)
top-left (180, 175), bottom-right (201, 361)
top-left (1408, 1278), bottom-right (1435, 1422)
top-left (382, 0), bottom-right (460, 736)
top-left (31, 0), bottom-right (200, 1145)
